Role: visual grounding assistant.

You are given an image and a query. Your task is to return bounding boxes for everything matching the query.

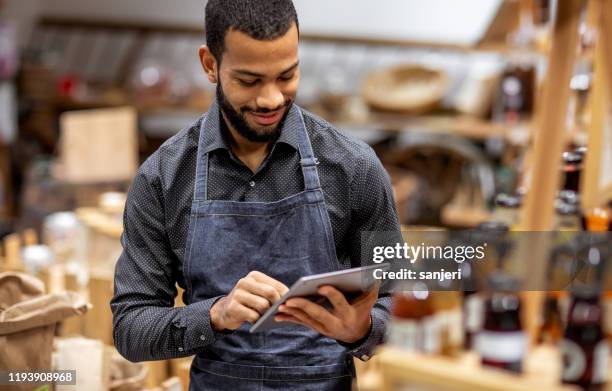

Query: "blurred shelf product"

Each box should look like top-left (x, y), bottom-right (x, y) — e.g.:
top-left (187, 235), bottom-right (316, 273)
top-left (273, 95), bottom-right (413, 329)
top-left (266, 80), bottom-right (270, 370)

top-left (375, 346), bottom-right (585, 391)
top-left (440, 205), bottom-right (494, 229)
top-left (362, 65), bottom-right (449, 114)
top-left (334, 112), bottom-right (532, 145)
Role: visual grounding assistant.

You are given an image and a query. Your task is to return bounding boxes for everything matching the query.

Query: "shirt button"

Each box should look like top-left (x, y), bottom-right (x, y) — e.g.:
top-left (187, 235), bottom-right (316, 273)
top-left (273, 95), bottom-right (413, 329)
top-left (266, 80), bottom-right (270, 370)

top-left (249, 181), bottom-right (255, 187)
top-left (200, 335), bottom-right (206, 341)
top-left (360, 354), bottom-right (370, 361)
top-left (178, 347), bottom-right (184, 352)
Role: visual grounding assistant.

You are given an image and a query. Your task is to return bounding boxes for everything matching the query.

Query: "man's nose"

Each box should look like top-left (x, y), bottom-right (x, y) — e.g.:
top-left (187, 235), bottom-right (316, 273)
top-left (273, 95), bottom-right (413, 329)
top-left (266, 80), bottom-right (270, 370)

top-left (256, 83), bottom-right (284, 110)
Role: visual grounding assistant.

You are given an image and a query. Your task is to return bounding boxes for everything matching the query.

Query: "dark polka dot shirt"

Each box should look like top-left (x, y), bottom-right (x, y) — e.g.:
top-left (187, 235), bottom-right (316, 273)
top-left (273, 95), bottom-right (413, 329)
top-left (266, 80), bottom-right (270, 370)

top-left (111, 100), bottom-right (401, 363)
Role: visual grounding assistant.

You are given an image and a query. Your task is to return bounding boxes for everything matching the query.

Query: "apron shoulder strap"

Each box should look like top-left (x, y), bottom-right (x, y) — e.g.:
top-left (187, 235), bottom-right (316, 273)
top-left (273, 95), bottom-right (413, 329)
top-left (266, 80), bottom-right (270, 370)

top-left (295, 108), bottom-right (322, 191)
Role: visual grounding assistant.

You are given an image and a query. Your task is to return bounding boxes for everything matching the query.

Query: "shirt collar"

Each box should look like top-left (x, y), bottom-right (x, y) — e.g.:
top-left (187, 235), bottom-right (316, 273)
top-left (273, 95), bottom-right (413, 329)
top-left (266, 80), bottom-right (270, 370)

top-left (200, 98), bottom-right (301, 155)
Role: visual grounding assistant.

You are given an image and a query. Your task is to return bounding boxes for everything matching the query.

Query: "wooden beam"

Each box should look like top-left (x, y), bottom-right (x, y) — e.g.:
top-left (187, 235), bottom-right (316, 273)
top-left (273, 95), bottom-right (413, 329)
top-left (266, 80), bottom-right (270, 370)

top-left (582, 0), bottom-right (612, 208)
top-left (521, 0), bottom-right (583, 230)
top-left (518, 0), bottom-right (583, 345)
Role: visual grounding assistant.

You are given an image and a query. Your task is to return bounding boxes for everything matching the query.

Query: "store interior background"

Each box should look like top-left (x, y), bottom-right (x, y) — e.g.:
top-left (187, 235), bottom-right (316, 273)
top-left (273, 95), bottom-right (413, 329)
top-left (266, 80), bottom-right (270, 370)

top-left (1, 0), bottom-right (611, 390)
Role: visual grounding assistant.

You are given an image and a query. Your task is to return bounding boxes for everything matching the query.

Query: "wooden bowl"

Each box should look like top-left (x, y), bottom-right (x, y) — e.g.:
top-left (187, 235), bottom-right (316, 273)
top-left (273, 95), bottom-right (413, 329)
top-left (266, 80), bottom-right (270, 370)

top-left (362, 65), bottom-right (449, 114)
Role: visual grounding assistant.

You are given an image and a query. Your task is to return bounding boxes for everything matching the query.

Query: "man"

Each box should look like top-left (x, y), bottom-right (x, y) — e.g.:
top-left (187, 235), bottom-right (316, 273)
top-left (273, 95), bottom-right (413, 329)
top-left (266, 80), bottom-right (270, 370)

top-left (111, 0), bottom-right (401, 389)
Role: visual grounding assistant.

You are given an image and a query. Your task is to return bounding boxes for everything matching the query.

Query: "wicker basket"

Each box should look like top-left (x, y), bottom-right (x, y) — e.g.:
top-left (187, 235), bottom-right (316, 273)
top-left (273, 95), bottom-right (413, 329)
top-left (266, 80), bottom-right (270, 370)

top-left (362, 65), bottom-right (448, 114)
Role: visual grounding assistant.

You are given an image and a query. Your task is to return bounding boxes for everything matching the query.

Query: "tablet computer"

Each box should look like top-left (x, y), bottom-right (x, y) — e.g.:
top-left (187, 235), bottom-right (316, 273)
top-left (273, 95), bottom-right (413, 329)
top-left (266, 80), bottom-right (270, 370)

top-left (249, 263), bottom-right (391, 333)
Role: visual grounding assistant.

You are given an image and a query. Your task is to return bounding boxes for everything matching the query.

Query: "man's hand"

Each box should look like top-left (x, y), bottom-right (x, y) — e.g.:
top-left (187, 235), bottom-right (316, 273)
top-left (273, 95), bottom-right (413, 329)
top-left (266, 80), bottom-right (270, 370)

top-left (275, 285), bottom-right (378, 344)
top-left (210, 271), bottom-right (288, 331)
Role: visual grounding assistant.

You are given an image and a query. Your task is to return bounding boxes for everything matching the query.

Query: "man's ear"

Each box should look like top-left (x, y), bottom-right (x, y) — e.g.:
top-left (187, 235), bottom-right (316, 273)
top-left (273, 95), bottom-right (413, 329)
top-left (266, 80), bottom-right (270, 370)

top-left (199, 45), bottom-right (218, 84)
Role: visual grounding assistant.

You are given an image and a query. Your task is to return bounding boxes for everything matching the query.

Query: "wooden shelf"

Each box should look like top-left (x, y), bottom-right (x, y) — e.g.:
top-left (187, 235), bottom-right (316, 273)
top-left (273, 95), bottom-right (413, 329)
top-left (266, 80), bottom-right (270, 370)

top-left (53, 92), bottom-right (532, 144)
top-left (375, 346), bottom-right (590, 391)
top-left (441, 205), bottom-right (494, 228)
top-left (333, 113), bottom-right (532, 144)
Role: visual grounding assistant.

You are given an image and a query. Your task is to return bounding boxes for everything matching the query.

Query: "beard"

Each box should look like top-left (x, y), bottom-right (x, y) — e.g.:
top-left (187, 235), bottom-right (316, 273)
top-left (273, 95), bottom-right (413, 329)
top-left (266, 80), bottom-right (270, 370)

top-left (216, 83), bottom-right (293, 143)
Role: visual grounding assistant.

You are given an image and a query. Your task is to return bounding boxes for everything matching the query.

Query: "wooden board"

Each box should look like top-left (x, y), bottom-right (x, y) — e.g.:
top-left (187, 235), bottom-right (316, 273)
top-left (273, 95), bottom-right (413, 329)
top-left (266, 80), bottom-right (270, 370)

top-left (0, 143), bottom-right (11, 219)
top-left (83, 271), bottom-right (114, 345)
top-left (376, 346), bottom-right (582, 391)
top-left (58, 107), bottom-right (138, 183)
top-left (169, 357), bottom-right (192, 391)
top-left (582, 0), bottom-right (612, 209)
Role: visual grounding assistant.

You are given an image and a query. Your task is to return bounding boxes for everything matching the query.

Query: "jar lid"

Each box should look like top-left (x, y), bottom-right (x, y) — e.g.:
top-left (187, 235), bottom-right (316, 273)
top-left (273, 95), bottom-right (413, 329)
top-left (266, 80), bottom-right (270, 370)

top-left (44, 212), bottom-right (80, 230)
top-left (562, 151), bottom-right (583, 165)
top-left (555, 199), bottom-right (579, 215)
top-left (477, 221), bottom-right (511, 232)
top-left (558, 190), bottom-right (580, 205)
top-left (487, 271), bottom-right (521, 292)
top-left (21, 245), bottom-right (54, 271)
top-left (574, 146), bottom-right (587, 158)
top-left (495, 193), bottom-right (522, 208)
top-left (570, 284), bottom-right (601, 300)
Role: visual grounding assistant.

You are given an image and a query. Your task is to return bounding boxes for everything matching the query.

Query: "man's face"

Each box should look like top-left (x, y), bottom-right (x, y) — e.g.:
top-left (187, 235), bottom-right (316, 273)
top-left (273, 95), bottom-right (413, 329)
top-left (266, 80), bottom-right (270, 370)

top-left (208, 24), bottom-right (300, 143)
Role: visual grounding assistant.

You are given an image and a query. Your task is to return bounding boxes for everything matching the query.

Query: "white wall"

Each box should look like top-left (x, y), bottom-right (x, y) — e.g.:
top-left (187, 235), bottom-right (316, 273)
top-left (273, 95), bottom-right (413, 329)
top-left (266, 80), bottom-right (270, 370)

top-left (40, 0), bottom-right (207, 27)
top-left (3, 0), bottom-right (43, 46)
top-left (4, 0), bottom-right (501, 46)
top-left (295, 0), bottom-right (501, 45)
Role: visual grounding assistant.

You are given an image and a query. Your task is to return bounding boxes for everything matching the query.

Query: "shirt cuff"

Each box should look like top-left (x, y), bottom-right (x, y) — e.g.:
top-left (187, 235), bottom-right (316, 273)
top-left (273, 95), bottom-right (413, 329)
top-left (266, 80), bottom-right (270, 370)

top-left (173, 295), bottom-right (232, 355)
top-left (339, 308), bottom-right (387, 361)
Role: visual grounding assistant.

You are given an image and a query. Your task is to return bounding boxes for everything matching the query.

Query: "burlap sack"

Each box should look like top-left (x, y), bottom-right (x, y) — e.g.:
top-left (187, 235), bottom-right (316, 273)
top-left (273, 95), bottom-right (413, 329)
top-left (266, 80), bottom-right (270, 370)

top-left (0, 272), bottom-right (88, 391)
top-left (109, 349), bottom-right (148, 391)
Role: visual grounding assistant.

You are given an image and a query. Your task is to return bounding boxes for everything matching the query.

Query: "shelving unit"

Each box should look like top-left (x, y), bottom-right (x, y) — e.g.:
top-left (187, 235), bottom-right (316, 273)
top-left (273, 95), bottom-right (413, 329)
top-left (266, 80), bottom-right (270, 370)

top-left (369, 1), bottom-right (612, 390)
top-left (376, 346), bottom-right (611, 391)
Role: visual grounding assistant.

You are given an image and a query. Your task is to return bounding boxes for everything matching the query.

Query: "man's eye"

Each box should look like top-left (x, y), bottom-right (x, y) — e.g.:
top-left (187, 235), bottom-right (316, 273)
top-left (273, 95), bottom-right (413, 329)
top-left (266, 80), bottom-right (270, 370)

top-left (238, 79), bottom-right (258, 86)
top-left (279, 74), bottom-right (294, 82)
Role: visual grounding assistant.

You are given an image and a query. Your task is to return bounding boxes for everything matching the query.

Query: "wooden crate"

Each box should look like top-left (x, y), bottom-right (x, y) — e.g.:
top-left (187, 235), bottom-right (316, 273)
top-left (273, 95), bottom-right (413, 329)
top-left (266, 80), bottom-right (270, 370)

top-left (82, 269), bottom-right (114, 345)
top-left (169, 357), bottom-right (192, 391)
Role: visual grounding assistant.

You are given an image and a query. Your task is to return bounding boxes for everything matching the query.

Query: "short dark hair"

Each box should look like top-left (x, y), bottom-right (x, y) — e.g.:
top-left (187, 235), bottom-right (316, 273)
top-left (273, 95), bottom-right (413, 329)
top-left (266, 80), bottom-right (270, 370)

top-left (205, 0), bottom-right (299, 62)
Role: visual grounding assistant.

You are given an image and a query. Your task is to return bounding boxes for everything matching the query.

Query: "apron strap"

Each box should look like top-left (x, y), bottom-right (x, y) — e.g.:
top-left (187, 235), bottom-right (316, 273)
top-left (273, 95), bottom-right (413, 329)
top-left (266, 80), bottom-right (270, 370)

top-left (295, 107), bottom-right (322, 191)
top-left (194, 112), bottom-right (211, 202)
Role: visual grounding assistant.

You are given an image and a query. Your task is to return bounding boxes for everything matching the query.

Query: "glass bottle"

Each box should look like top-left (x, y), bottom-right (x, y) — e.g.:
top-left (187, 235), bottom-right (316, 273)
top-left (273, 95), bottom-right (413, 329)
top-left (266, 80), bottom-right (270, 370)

top-left (476, 273), bottom-right (526, 373)
top-left (561, 285), bottom-right (609, 390)
top-left (583, 208), bottom-right (611, 232)
top-left (388, 283), bottom-right (439, 353)
top-left (561, 151), bottom-right (584, 195)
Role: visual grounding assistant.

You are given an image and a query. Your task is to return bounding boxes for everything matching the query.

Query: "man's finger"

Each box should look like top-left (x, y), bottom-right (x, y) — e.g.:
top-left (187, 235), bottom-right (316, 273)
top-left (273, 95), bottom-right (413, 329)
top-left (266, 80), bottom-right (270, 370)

top-left (235, 290), bottom-right (272, 315)
top-left (278, 305), bottom-right (327, 334)
top-left (352, 286), bottom-right (379, 306)
top-left (285, 297), bottom-right (336, 325)
top-left (230, 303), bottom-right (261, 325)
top-left (250, 271), bottom-right (289, 296)
top-left (239, 278), bottom-right (283, 304)
top-left (318, 286), bottom-right (350, 316)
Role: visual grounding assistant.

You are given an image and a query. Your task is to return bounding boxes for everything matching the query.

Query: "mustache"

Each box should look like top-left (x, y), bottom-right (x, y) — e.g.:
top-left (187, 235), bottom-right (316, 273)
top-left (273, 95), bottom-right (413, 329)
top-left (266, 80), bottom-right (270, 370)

top-left (240, 99), bottom-right (293, 114)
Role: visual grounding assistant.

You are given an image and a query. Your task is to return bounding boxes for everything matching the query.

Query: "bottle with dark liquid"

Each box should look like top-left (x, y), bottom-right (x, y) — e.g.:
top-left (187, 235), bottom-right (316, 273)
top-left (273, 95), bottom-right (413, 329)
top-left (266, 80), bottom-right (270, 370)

top-left (561, 151), bottom-right (584, 195)
top-left (561, 285), bottom-right (609, 390)
top-left (493, 64), bottom-right (535, 124)
top-left (476, 273), bottom-right (526, 373)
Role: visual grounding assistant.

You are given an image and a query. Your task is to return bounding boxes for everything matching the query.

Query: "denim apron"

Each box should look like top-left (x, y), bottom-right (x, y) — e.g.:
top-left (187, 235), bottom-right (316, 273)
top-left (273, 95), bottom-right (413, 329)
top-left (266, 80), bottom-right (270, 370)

top-left (184, 106), bottom-right (354, 390)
